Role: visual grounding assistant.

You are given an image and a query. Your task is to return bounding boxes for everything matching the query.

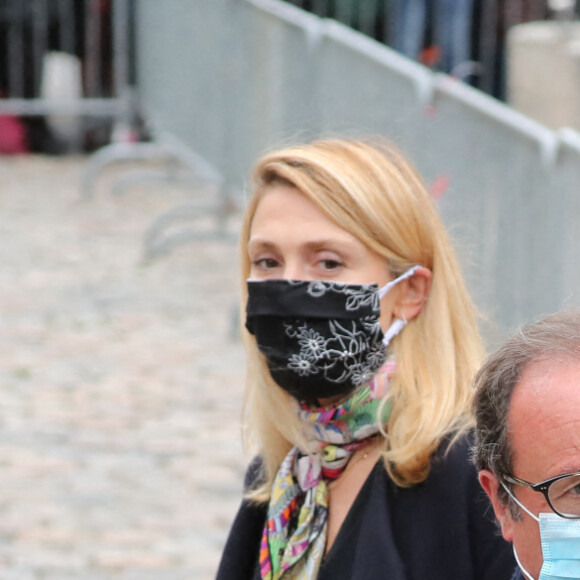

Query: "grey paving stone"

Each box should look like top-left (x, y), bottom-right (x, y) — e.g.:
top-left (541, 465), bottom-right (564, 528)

top-left (0, 155), bottom-right (247, 579)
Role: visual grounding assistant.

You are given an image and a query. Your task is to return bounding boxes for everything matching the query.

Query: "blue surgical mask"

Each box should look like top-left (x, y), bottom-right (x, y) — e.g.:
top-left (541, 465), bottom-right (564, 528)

top-left (502, 483), bottom-right (580, 580)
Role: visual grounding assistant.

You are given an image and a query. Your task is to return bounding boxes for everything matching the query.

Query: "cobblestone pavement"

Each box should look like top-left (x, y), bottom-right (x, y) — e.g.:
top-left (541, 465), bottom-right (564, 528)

top-left (0, 156), bottom-right (247, 579)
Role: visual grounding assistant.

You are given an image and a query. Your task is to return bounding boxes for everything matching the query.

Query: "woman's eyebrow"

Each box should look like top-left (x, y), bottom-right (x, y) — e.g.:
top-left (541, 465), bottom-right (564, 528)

top-left (303, 239), bottom-right (358, 254)
top-left (247, 239), bottom-right (277, 251)
top-left (303, 237), bottom-right (351, 248)
top-left (248, 237), bottom-right (360, 255)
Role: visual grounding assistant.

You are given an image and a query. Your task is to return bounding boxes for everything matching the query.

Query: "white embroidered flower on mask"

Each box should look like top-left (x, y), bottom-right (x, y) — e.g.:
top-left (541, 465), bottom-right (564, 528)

top-left (344, 286), bottom-right (379, 311)
top-left (349, 366), bottom-right (373, 387)
top-left (288, 353), bottom-right (319, 376)
top-left (366, 343), bottom-right (387, 369)
top-left (297, 328), bottom-right (327, 359)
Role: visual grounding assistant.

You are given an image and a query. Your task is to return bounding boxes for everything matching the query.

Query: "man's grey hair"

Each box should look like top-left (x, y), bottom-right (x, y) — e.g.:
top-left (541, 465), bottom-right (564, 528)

top-left (472, 310), bottom-right (580, 514)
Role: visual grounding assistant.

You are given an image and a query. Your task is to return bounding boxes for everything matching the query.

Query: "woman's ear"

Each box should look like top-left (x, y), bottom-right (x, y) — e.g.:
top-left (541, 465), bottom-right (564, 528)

top-left (479, 470), bottom-right (515, 542)
top-left (396, 266), bottom-right (432, 321)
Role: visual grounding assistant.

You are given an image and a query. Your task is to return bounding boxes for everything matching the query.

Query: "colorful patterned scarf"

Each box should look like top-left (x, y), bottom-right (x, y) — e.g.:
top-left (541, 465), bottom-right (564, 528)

top-left (259, 358), bottom-right (396, 580)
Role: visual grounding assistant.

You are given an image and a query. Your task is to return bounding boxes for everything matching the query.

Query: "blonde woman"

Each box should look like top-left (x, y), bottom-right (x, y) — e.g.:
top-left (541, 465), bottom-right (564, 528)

top-left (217, 138), bottom-right (514, 580)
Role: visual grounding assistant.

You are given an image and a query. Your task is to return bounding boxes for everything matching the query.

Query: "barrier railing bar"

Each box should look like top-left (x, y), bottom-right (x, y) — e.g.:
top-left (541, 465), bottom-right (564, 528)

top-left (112, 0), bottom-right (130, 98)
top-left (558, 127), bottom-right (580, 154)
top-left (506, 0), bottom-right (521, 25)
top-left (0, 0), bottom-right (132, 125)
top-left (530, 0), bottom-right (546, 20)
top-left (7, 5), bottom-right (25, 98)
top-left (0, 98), bottom-right (126, 115)
top-left (247, 0), bottom-right (321, 29)
top-left (334, 0), bottom-right (353, 27)
top-left (32, 0), bottom-right (49, 97)
top-left (323, 18), bottom-right (434, 104)
top-left (85, 0), bottom-right (103, 98)
top-left (479, 0), bottom-right (498, 95)
top-left (358, 0), bottom-right (381, 38)
top-left (433, 72), bottom-right (559, 165)
top-left (311, 0), bottom-right (328, 17)
top-left (58, 0), bottom-right (75, 57)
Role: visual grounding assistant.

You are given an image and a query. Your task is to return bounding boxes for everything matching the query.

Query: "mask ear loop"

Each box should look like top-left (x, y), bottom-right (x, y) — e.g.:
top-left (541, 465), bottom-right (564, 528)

top-left (501, 482), bottom-right (540, 522)
top-left (377, 265), bottom-right (420, 300)
top-left (512, 545), bottom-right (536, 580)
top-left (382, 315), bottom-right (407, 346)
top-left (501, 482), bottom-right (538, 580)
top-left (378, 266), bottom-right (419, 347)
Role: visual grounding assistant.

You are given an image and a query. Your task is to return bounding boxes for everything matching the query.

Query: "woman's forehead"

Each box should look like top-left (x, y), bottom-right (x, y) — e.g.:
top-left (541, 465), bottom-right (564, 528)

top-left (249, 185), bottom-right (355, 241)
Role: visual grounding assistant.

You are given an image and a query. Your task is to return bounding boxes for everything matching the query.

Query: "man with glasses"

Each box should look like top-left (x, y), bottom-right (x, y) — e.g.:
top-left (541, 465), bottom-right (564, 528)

top-left (472, 311), bottom-right (580, 580)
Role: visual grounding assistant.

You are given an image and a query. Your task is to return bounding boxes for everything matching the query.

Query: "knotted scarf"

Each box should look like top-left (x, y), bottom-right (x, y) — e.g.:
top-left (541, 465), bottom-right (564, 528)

top-left (259, 358), bottom-right (396, 580)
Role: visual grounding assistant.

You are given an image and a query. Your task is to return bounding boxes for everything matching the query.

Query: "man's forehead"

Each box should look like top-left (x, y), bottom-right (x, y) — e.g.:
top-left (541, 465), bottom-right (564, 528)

top-left (508, 356), bottom-right (580, 478)
top-left (517, 355), bottom-right (580, 394)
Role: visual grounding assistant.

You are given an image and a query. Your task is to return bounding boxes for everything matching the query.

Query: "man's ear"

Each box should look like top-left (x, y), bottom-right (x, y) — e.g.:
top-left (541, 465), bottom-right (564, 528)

top-left (479, 469), bottom-right (515, 542)
top-left (396, 266), bottom-right (432, 321)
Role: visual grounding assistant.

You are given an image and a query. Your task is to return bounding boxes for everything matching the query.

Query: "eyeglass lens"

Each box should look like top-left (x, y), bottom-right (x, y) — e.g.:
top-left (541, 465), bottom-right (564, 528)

top-left (549, 474), bottom-right (580, 517)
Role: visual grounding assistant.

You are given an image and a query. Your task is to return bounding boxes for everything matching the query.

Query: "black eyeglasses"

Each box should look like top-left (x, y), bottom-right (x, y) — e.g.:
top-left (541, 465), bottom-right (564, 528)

top-left (503, 472), bottom-right (580, 519)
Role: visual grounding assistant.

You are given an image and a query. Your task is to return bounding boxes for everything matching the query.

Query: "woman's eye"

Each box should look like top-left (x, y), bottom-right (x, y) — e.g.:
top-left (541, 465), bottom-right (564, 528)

top-left (320, 259), bottom-right (343, 271)
top-left (252, 258), bottom-right (279, 269)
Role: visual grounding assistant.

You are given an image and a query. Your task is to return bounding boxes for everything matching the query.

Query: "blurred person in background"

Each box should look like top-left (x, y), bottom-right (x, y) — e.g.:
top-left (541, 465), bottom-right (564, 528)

top-left (388, 0), bottom-right (475, 74)
top-left (473, 311), bottom-right (580, 580)
top-left (216, 138), bottom-right (515, 580)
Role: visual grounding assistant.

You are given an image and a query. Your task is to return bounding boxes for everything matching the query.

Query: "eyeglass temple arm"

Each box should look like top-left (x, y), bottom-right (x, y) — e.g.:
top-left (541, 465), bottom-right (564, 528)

top-left (502, 473), bottom-right (534, 489)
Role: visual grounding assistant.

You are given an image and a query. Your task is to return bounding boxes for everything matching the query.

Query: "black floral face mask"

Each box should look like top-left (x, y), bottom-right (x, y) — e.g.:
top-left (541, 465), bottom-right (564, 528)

top-left (245, 279), bottom-right (389, 403)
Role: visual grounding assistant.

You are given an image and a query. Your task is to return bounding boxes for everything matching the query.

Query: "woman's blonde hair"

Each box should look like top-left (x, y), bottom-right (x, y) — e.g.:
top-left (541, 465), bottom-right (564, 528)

top-left (240, 138), bottom-right (484, 499)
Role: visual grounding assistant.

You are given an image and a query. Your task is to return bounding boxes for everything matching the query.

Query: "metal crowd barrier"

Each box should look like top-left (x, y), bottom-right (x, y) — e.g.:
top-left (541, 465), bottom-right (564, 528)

top-left (0, 0), bottom-right (229, 258)
top-left (129, 0), bottom-right (579, 333)
top-left (283, 0), bottom-right (579, 99)
top-left (81, 132), bottom-right (232, 260)
top-left (0, 0), bottom-right (135, 148)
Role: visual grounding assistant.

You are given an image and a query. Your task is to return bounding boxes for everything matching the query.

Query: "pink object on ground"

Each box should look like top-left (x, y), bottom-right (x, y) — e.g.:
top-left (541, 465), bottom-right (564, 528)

top-left (0, 115), bottom-right (28, 155)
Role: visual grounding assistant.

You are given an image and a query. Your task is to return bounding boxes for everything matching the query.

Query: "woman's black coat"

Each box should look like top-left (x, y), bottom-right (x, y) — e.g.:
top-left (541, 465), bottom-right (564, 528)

top-left (217, 435), bottom-right (515, 580)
